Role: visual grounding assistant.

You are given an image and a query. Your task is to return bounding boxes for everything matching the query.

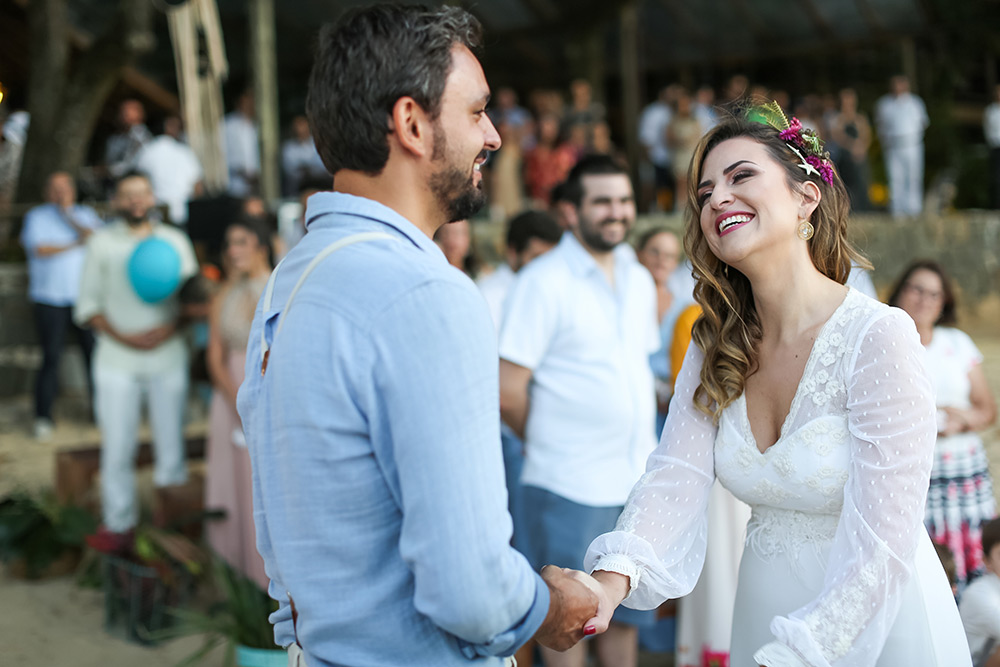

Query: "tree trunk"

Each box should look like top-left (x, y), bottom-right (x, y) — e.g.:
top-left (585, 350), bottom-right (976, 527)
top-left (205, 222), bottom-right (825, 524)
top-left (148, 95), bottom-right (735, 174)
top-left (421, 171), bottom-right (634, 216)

top-left (15, 0), bottom-right (154, 205)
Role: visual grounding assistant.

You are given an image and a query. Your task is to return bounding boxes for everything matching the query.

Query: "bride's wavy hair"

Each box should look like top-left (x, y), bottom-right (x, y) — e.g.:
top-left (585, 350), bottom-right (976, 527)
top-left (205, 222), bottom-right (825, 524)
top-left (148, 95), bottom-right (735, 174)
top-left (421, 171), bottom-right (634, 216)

top-left (683, 115), bottom-right (869, 422)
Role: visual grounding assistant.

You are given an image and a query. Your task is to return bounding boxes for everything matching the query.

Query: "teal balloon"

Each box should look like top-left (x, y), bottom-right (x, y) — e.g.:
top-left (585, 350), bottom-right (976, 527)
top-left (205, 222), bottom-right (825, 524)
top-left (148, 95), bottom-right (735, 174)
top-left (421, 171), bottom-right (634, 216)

top-left (128, 237), bottom-right (181, 303)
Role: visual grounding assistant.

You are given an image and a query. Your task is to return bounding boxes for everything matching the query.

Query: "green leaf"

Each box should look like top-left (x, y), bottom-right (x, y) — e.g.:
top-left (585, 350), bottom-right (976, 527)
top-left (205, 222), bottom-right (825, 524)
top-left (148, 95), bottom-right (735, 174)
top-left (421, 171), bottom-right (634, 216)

top-left (746, 100), bottom-right (790, 131)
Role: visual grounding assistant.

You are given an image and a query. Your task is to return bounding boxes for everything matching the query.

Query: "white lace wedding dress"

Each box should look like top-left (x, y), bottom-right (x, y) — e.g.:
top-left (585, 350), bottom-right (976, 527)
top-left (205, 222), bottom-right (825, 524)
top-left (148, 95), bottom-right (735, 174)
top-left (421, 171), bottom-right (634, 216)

top-left (586, 288), bottom-right (970, 667)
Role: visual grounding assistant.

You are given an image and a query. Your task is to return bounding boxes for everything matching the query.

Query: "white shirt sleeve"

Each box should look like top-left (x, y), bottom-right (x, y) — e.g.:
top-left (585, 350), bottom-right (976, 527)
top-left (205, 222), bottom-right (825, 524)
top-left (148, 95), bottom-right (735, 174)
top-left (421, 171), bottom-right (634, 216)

top-left (497, 268), bottom-right (559, 371)
top-left (74, 234), bottom-right (105, 327)
top-left (584, 341), bottom-right (717, 608)
top-left (760, 309), bottom-right (937, 667)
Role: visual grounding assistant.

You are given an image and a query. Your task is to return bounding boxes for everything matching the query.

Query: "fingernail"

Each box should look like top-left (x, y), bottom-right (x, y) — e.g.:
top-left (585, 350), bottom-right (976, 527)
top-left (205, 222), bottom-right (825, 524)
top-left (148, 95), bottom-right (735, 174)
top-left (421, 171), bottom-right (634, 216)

top-left (584, 625), bottom-right (596, 636)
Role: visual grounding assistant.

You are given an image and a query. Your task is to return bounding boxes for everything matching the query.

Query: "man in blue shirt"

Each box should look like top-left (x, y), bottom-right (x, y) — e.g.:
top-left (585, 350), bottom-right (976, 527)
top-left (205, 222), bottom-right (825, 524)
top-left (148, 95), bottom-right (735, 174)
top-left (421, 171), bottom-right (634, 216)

top-left (20, 171), bottom-right (103, 440)
top-left (237, 6), bottom-right (599, 666)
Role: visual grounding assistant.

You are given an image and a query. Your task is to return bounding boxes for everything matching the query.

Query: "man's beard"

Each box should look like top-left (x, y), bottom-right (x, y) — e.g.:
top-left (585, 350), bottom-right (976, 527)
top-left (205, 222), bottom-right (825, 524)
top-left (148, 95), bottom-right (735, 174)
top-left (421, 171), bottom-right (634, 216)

top-left (430, 126), bottom-right (486, 223)
top-left (121, 209), bottom-right (149, 226)
top-left (430, 165), bottom-right (485, 223)
top-left (578, 218), bottom-right (627, 253)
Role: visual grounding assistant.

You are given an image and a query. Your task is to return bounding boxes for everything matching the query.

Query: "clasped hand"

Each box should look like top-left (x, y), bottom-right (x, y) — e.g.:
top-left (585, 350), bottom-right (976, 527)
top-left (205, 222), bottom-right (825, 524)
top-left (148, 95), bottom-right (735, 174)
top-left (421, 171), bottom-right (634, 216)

top-left (533, 566), bottom-right (629, 651)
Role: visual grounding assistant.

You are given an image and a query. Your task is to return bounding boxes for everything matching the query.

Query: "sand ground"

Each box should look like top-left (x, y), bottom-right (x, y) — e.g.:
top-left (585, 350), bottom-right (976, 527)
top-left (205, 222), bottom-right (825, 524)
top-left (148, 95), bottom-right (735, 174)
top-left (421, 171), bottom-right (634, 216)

top-left (2, 333), bottom-right (999, 666)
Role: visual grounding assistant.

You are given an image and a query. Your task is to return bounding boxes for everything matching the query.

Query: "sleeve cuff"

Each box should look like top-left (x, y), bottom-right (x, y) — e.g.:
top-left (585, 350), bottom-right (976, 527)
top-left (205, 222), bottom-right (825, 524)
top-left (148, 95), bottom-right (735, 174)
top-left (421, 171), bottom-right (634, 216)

top-left (589, 554), bottom-right (641, 602)
top-left (753, 641), bottom-right (810, 667)
top-left (458, 570), bottom-right (550, 659)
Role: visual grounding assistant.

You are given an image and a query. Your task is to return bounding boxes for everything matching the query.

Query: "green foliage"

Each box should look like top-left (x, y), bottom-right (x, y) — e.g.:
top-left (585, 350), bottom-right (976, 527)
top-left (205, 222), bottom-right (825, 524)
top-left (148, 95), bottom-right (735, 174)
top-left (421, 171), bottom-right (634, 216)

top-left (159, 557), bottom-right (279, 666)
top-left (0, 491), bottom-right (98, 578)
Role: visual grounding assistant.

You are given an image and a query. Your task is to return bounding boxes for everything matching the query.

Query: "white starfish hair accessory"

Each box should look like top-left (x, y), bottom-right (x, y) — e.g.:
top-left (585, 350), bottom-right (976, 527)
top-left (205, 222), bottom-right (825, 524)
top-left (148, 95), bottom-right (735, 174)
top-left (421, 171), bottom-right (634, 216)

top-left (788, 144), bottom-right (820, 178)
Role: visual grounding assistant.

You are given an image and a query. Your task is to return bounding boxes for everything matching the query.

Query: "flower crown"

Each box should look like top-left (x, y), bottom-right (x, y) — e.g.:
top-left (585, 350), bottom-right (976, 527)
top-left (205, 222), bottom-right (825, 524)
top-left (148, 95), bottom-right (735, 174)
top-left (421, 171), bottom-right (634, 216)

top-left (747, 101), bottom-right (835, 186)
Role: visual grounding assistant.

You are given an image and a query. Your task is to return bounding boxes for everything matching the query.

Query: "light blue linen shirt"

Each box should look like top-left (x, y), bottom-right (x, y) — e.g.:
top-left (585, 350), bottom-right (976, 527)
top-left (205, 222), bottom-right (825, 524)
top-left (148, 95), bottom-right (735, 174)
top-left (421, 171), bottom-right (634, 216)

top-left (237, 192), bottom-right (549, 666)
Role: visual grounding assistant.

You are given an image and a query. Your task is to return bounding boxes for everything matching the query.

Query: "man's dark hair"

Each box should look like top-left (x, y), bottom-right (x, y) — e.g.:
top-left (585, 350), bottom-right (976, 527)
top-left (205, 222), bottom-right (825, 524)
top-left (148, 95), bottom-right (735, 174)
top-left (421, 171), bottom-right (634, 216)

top-left (115, 170), bottom-right (151, 190)
top-left (560, 154), bottom-right (630, 208)
top-left (506, 210), bottom-right (562, 253)
top-left (306, 4), bottom-right (482, 176)
top-left (983, 518), bottom-right (1000, 561)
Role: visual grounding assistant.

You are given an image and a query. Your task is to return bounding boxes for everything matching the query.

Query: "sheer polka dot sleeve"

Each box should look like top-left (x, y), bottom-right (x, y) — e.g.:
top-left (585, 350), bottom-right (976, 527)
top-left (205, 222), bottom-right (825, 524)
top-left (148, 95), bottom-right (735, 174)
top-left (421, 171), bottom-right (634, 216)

top-left (762, 308), bottom-right (936, 667)
top-left (584, 341), bottom-right (717, 610)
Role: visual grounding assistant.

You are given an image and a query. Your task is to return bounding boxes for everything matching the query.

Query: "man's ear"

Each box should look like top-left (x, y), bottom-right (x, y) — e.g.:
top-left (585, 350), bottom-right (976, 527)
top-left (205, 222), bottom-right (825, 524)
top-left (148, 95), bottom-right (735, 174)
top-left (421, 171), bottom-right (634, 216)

top-left (556, 201), bottom-right (578, 229)
top-left (391, 96), bottom-right (432, 159)
top-left (798, 180), bottom-right (821, 221)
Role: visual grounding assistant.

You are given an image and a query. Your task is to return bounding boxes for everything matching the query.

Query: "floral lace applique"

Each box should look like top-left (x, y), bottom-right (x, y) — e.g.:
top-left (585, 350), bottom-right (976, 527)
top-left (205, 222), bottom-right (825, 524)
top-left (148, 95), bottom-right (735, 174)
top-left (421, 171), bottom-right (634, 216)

top-left (748, 478), bottom-right (795, 505)
top-left (745, 506), bottom-right (839, 561)
top-left (802, 550), bottom-right (890, 662)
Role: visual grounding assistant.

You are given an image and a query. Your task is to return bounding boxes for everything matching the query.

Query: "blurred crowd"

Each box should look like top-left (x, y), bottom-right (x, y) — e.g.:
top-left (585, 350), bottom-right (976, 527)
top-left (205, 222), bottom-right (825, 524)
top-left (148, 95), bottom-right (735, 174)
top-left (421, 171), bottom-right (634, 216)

top-left (479, 72), bottom-right (948, 223)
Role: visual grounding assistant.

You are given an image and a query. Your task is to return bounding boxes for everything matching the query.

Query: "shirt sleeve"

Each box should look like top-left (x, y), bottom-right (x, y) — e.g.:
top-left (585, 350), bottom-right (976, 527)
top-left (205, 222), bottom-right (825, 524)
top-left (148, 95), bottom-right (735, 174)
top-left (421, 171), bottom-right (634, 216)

top-left (178, 234), bottom-right (198, 282)
top-left (73, 234), bottom-right (105, 327)
top-left (584, 341), bottom-right (717, 608)
top-left (370, 278), bottom-right (549, 656)
top-left (953, 329), bottom-right (984, 372)
top-left (19, 209), bottom-right (40, 252)
top-left (497, 266), bottom-right (559, 370)
top-left (960, 580), bottom-right (1000, 649)
top-left (758, 308), bottom-right (937, 667)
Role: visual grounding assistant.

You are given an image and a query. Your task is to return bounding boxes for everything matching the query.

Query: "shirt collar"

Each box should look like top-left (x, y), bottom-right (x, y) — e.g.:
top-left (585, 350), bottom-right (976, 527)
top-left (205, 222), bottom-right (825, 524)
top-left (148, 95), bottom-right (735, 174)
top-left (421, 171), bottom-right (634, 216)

top-left (304, 191), bottom-right (441, 256)
top-left (559, 231), bottom-right (634, 278)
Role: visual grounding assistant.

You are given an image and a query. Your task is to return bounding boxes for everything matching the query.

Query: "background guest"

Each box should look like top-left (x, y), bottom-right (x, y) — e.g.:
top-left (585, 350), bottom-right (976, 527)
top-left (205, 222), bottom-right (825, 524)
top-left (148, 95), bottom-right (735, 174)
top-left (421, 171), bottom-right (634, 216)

top-left (829, 88), bottom-right (873, 211)
top-left (890, 259), bottom-right (998, 588)
top-left (135, 115), bottom-right (204, 225)
top-left (204, 216), bottom-right (272, 589)
top-left (19, 171), bottom-right (103, 440)
top-left (75, 171), bottom-right (198, 552)
top-left (875, 75), bottom-right (929, 217)
top-left (224, 90), bottom-right (260, 197)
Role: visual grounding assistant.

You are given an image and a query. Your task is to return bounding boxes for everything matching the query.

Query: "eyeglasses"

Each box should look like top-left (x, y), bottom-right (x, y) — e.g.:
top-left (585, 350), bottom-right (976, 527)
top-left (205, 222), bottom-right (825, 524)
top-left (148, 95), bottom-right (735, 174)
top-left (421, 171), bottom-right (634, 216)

top-left (902, 283), bottom-right (944, 301)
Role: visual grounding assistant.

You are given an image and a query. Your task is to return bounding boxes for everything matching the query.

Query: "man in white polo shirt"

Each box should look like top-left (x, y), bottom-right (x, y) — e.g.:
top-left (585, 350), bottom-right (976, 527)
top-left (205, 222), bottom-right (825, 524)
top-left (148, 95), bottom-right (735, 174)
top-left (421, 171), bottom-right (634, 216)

top-left (20, 172), bottom-right (103, 440)
top-left (498, 155), bottom-right (659, 667)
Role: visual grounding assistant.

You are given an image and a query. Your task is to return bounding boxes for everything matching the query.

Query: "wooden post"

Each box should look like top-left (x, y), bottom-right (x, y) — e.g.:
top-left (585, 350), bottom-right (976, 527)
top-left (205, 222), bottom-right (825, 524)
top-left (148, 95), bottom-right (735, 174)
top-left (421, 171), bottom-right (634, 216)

top-left (249, 0), bottom-right (280, 203)
top-left (619, 1), bottom-right (642, 187)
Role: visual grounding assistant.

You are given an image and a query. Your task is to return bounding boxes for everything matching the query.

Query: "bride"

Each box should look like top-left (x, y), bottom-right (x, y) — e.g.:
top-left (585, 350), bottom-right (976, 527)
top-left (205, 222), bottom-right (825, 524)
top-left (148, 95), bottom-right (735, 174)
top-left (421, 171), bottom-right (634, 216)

top-left (581, 108), bottom-right (970, 666)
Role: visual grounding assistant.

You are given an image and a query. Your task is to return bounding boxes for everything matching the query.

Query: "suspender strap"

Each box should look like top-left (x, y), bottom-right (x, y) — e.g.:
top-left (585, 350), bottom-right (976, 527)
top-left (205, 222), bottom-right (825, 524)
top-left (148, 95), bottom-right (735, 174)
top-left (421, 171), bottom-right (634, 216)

top-left (259, 232), bottom-right (395, 375)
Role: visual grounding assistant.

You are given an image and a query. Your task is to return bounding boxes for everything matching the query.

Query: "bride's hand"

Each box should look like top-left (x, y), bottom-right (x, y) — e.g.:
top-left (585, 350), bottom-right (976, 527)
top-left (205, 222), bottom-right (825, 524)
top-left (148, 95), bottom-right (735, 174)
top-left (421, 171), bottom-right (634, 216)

top-left (579, 570), bottom-right (630, 636)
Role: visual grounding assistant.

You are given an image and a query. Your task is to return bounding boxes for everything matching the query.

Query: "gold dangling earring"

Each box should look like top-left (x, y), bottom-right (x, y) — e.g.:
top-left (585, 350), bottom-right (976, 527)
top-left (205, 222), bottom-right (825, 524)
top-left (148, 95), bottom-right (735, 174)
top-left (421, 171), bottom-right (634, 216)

top-left (723, 263), bottom-right (729, 278)
top-left (797, 219), bottom-right (815, 241)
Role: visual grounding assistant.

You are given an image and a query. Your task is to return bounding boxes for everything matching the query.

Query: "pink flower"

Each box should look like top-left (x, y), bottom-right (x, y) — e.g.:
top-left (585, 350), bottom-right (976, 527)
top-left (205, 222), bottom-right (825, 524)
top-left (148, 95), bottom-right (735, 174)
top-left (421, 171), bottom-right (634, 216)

top-left (779, 117), bottom-right (803, 143)
top-left (806, 155), bottom-right (835, 186)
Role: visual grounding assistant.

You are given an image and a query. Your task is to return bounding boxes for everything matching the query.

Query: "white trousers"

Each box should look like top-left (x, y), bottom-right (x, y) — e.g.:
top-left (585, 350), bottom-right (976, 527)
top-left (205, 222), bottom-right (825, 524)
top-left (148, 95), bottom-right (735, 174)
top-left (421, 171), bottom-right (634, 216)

top-left (94, 364), bottom-right (188, 532)
top-left (885, 142), bottom-right (924, 216)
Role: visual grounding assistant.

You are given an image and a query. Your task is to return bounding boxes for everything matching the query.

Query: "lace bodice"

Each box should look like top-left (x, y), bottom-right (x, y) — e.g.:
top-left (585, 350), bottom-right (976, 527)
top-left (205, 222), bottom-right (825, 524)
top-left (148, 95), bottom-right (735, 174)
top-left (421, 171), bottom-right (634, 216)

top-left (586, 289), bottom-right (937, 667)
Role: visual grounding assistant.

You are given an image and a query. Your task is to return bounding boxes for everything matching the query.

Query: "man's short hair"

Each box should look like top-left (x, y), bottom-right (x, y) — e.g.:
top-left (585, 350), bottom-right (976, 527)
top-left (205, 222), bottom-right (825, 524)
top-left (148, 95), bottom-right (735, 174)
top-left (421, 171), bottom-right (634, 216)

top-left (115, 170), bottom-right (151, 190)
top-left (560, 154), bottom-right (630, 208)
top-left (306, 4), bottom-right (482, 177)
top-left (983, 518), bottom-right (1000, 560)
top-left (506, 210), bottom-right (562, 253)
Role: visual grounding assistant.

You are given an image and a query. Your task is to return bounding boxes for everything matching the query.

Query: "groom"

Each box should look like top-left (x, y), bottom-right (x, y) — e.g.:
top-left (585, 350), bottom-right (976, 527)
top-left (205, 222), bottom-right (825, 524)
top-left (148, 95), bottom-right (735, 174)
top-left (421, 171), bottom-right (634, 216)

top-left (237, 5), bottom-right (599, 666)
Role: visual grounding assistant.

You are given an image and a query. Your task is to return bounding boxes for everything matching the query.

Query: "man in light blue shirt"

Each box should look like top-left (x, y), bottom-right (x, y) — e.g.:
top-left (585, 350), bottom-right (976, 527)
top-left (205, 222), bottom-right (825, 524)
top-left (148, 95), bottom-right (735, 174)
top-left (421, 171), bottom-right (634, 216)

top-left (20, 171), bottom-right (102, 439)
top-left (236, 6), bottom-right (599, 666)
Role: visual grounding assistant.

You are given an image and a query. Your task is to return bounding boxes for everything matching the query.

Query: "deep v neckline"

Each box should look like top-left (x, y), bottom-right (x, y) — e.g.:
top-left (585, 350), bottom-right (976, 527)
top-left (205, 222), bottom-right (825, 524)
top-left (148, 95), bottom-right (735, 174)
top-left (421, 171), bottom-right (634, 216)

top-left (740, 288), bottom-right (853, 455)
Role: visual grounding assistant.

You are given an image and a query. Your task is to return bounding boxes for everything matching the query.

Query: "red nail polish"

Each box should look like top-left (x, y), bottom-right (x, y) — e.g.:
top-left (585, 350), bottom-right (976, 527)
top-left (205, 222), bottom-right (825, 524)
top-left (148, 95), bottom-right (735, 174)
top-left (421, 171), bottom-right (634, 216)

top-left (584, 625), bottom-right (596, 636)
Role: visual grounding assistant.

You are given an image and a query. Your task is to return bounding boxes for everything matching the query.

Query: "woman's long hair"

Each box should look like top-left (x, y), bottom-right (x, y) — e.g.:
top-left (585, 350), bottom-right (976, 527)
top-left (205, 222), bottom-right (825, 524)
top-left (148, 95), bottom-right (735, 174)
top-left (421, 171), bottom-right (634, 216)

top-left (684, 116), bottom-right (869, 422)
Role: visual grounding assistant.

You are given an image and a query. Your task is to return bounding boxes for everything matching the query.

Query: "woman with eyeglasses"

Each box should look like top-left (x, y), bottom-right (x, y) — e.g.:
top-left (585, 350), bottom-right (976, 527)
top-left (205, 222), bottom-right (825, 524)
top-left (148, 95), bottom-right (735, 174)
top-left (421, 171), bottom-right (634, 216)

top-left (890, 259), bottom-right (998, 590)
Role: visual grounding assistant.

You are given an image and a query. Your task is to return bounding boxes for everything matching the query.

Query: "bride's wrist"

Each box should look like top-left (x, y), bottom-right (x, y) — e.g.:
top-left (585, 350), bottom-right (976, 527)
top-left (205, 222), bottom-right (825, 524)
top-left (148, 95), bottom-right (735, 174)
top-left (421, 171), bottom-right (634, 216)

top-left (592, 570), bottom-right (630, 606)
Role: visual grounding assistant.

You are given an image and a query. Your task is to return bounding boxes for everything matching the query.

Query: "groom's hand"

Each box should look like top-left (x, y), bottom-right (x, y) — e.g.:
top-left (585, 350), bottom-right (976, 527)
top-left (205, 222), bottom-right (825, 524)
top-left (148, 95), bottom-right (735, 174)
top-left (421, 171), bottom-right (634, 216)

top-left (534, 565), bottom-right (599, 651)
